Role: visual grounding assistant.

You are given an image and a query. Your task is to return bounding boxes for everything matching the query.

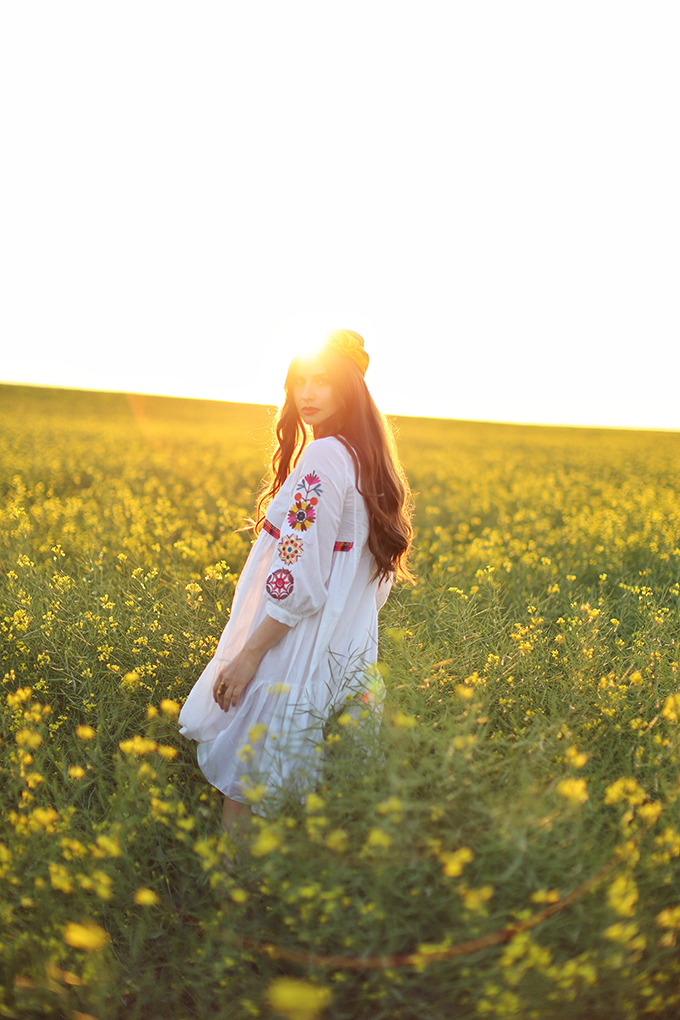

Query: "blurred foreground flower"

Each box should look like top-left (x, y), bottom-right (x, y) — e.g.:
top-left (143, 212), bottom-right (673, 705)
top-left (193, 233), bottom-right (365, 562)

top-left (63, 922), bottom-right (109, 951)
top-left (134, 888), bottom-right (159, 906)
top-left (391, 710), bottom-right (416, 728)
top-left (76, 725), bottom-right (96, 741)
top-left (440, 846), bottom-right (474, 877)
top-left (267, 977), bottom-right (332, 1020)
top-left (556, 777), bottom-right (589, 805)
top-left (15, 729), bottom-right (42, 749)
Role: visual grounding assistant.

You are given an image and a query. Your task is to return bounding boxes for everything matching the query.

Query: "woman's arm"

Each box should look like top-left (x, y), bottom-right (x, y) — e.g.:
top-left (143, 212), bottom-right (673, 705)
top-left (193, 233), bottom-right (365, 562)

top-left (212, 616), bottom-right (290, 712)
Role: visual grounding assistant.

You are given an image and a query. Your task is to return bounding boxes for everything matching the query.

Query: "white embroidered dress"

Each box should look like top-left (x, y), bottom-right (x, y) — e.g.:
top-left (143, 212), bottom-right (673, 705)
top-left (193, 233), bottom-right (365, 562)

top-left (178, 436), bottom-right (391, 804)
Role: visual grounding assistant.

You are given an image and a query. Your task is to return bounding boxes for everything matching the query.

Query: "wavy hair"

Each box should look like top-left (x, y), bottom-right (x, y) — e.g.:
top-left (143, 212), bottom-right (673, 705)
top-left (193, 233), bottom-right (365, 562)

top-left (256, 346), bottom-right (414, 583)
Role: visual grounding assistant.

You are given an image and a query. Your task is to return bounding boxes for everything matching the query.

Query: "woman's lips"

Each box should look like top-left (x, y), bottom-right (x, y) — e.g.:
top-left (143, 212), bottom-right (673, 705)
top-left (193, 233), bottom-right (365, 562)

top-left (302, 407), bottom-right (319, 415)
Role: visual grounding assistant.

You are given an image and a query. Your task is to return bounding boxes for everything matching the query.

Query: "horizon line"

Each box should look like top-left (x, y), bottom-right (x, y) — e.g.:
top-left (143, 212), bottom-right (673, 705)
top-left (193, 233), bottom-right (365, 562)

top-left (1, 378), bottom-right (678, 437)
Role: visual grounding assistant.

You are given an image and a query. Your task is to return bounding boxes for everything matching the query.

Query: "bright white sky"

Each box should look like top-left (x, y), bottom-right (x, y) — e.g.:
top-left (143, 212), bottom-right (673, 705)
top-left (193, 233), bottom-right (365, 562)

top-left (1, 2), bottom-right (678, 429)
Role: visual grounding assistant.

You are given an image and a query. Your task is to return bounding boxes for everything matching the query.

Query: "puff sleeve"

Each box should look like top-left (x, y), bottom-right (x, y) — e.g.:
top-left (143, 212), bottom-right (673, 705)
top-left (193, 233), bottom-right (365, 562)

top-left (263, 439), bottom-right (352, 628)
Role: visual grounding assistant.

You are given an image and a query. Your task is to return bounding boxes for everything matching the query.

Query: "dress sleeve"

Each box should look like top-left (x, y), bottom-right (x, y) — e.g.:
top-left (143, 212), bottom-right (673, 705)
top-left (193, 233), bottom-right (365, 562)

top-left (264, 439), bottom-right (351, 627)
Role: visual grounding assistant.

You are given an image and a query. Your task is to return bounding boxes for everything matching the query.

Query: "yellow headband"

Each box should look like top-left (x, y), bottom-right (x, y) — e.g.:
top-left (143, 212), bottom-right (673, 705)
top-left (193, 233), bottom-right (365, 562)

top-left (324, 330), bottom-right (369, 376)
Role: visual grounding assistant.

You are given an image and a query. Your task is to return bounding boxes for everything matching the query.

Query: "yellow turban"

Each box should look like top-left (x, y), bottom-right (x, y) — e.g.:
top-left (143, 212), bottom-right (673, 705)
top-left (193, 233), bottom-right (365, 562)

top-left (324, 330), bottom-right (369, 376)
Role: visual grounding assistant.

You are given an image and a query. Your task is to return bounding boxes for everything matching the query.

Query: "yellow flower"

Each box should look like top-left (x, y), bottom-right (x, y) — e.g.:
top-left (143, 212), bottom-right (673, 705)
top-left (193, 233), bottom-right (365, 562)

top-left (250, 827), bottom-right (282, 857)
top-left (68, 765), bottom-right (86, 779)
top-left (325, 828), bottom-right (348, 853)
top-left (147, 705), bottom-right (158, 719)
top-left (462, 885), bottom-right (494, 912)
top-left (60, 837), bottom-right (87, 860)
top-left (77, 870), bottom-right (114, 900)
top-left (456, 686), bottom-right (475, 700)
top-left (530, 889), bottom-right (560, 904)
top-left (565, 745), bottom-right (589, 768)
top-left (604, 922), bottom-right (645, 950)
top-left (49, 863), bottom-right (73, 893)
top-left (248, 722), bottom-right (268, 742)
top-left (656, 905), bottom-right (680, 930)
top-left (604, 777), bottom-right (645, 806)
top-left (366, 827), bottom-right (392, 850)
top-left (377, 796), bottom-right (403, 815)
top-left (7, 687), bottom-right (33, 707)
top-left (31, 807), bottom-right (59, 830)
top-left (451, 734), bottom-right (476, 751)
top-left (440, 846), bottom-right (474, 877)
top-left (15, 729), bottom-right (43, 749)
top-left (267, 978), bottom-right (332, 1020)
top-left (243, 783), bottom-right (268, 804)
top-left (638, 801), bottom-right (662, 824)
top-left (305, 793), bottom-right (326, 813)
top-left (231, 888), bottom-right (249, 903)
top-left (156, 744), bottom-right (178, 759)
top-left (556, 778), bottom-right (589, 805)
top-left (134, 888), bottom-right (159, 906)
top-left (160, 699), bottom-right (180, 717)
top-left (392, 710), bottom-right (416, 728)
top-left (608, 874), bottom-right (638, 917)
top-left (76, 725), bottom-right (96, 741)
top-left (96, 835), bottom-right (121, 857)
top-left (119, 735), bottom-right (157, 756)
top-left (63, 922), bottom-right (109, 951)
top-left (661, 693), bottom-right (680, 722)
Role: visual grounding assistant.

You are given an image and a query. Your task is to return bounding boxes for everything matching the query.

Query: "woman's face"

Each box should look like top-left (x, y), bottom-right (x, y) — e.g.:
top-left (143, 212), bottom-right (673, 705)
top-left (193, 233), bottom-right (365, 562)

top-left (291, 356), bottom-right (341, 429)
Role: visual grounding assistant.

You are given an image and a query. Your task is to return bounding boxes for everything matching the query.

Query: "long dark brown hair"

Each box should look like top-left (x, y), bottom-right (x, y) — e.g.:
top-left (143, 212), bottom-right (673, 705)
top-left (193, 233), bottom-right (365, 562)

top-left (256, 345), bottom-right (414, 583)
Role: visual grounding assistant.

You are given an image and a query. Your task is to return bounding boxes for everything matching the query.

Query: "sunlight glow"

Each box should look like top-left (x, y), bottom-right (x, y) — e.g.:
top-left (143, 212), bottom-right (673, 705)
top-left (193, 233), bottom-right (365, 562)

top-left (1, 2), bottom-right (678, 430)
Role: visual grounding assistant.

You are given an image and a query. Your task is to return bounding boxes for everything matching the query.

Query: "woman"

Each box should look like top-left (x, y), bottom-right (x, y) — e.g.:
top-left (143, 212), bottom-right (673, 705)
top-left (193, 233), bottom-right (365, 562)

top-left (178, 330), bottom-right (413, 832)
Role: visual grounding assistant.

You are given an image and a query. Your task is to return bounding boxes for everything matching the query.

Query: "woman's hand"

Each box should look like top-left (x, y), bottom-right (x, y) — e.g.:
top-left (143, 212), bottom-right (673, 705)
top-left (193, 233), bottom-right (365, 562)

top-left (212, 650), bottom-right (259, 712)
top-left (211, 616), bottom-right (291, 713)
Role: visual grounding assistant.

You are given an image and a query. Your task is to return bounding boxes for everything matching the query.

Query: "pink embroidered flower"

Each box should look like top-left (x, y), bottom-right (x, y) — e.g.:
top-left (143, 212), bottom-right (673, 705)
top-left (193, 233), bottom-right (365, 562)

top-left (266, 568), bottom-right (295, 600)
top-left (303, 472), bottom-right (323, 496)
top-left (277, 535), bottom-right (304, 565)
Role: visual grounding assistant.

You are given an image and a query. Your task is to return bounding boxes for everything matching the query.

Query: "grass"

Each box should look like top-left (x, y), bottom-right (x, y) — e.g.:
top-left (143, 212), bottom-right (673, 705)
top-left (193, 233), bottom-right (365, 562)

top-left (1, 383), bottom-right (680, 1019)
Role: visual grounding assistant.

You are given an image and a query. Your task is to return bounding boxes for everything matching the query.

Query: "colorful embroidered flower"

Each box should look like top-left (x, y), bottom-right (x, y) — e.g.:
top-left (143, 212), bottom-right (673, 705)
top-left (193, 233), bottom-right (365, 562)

top-left (287, 470), bottom-right (323, 532)
top-left (266, 568), bottom-right (295, 600)
top-left (277, 535), bottom-right (304, 565)
top-left (302, 471), bottom-right (323, 497)
top-left (288, 499), bottom-right (317, 532)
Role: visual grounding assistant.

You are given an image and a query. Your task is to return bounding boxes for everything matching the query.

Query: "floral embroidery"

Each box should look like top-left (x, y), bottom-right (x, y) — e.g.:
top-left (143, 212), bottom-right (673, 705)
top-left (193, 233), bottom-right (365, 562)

top-left (277, 535), bottom-right (304, 565)
top-left (288, 500), bottom-right (316, 532)
top-left (266, 568), bottom-right (294, 600)
top-left (288, 471), bottom-right (323, 533)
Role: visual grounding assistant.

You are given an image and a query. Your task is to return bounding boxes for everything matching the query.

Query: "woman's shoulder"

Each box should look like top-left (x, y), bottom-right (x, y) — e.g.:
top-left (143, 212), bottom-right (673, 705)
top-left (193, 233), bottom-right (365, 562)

top-left (300, 436), bottom-right (355, 473)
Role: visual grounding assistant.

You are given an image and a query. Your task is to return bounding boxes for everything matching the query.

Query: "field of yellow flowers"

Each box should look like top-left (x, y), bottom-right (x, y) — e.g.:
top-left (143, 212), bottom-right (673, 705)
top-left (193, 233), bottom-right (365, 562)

top-left (2, 382), bottom-right (680, 1020)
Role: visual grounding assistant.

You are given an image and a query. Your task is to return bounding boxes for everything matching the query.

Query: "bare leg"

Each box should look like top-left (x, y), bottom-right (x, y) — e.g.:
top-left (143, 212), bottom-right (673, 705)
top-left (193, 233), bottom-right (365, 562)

top-left (221, 796), bottom-right (251, 835)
